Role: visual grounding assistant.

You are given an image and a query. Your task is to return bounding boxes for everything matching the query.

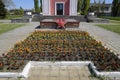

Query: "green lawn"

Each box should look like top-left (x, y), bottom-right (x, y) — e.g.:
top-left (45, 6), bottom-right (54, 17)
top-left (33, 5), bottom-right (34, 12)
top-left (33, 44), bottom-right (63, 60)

top-left (96, 24), bottom-right (120, 34)
top-left (99, 16), bottom-right (120, 21)
top-left (109, 20), bottom-right (120, 24)
top-left (5, 15), bottom-right (23, 20)
top-left (0, 23), bottom-right (25, 34)
top-left (96, 17), bottom-right (120, 34)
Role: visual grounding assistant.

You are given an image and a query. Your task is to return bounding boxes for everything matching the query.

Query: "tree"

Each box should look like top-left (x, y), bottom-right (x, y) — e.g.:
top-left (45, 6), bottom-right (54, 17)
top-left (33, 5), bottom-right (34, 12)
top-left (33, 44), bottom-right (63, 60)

top-left (81, 0), bottom-right (90, 15)
top-left (101, 0), bottom-right (105, 13)
top-left (117, 2), bottom-right (120, 16)
top-left (77, 0), bottom-right (83, 13)
top-left (0, 0), bottom-right (7, 18)
top-left (19, 7), bottom-right (24, 15)
top-left (89, 0), bottom-right (106, 13)
top-left (34, 0), bottom-right (39, 13)
top-left (92, 0), bottom-right (99, 12)
top-left (14, 7), bottom-right (24, 15)
top-left (112, 0), bottom-right (120, 16)
top-left (2, 0), bottom-right (15, 9)
top-left (40, 0), bottom-right (42, 12)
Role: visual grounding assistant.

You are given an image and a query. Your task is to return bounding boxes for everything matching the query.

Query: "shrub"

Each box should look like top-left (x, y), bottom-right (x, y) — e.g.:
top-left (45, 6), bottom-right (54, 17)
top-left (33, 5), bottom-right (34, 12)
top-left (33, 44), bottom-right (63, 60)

top-left (0, 0), bottom-right (7, 19)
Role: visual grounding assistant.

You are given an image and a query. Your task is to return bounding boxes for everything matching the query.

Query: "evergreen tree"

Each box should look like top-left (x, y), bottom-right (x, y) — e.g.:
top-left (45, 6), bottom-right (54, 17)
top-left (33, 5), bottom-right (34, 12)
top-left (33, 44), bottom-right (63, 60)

top-left (112, 0), bottom-right (120, 16)
top-left (0, 0), bottom-right (7, 18)
top-left (40, 0), bottom-right (42, 12)
top-left (82, 0), bottom-right (90, 15)
top-left (116, 1), bottom-right (120, 16)
top-left (77, 0), bottom-right (83, 13)
top-left (34, 0), bottom-right (39, 13)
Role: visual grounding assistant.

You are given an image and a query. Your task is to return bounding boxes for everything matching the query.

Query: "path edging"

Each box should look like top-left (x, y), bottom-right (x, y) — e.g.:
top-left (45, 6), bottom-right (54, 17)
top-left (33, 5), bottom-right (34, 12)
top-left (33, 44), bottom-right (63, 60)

top-left (0, 61), bottom-right (120, 78)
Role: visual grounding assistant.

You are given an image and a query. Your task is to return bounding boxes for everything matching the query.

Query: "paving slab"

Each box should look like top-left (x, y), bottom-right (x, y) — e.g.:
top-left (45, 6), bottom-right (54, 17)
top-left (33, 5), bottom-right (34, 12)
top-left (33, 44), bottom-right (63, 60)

top-left (0, 20), bottom-right (11, 23)
top-left (0, 22), bottom-right (39, 55)
top-left (27, 66), bottom-right (91, 80)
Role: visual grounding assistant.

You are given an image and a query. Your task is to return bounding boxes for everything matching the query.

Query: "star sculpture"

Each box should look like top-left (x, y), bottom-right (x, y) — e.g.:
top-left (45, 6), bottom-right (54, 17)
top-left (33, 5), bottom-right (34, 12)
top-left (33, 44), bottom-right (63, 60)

top-left (55, 18), bottom-right (66, 29)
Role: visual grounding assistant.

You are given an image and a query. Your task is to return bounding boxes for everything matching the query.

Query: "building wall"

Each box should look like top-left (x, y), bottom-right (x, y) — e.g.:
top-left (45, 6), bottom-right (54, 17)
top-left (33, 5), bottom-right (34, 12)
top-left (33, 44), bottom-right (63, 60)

top-left (42, 0), bottom-right (50, 15)
top-left (69, 0), bottom-right (78, 15)
top-left (50, 0), bottom-right (70, 15)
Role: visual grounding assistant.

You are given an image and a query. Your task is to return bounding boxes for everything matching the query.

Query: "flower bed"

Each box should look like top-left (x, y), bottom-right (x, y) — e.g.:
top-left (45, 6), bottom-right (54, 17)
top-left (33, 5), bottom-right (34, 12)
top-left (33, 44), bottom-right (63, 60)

top-left (1, 30), bottom-right (120, 72)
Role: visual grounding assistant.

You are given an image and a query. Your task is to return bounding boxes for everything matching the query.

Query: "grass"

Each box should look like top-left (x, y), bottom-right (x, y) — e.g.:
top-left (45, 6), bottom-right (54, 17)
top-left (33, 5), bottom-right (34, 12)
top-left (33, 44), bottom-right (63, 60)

top-left (96, 24), bottom-right (120, 34)
top-left (99, 16), bottom-right (120, 21)
top-left (89, 74), bottom-right (107, 80)
top-left (0, 23), bottom-right (25, 34)
top-left (96, 17), bottom-right (120, 34)
top-left (109, 20), bottom-right (120, 24)
top-left (4, 15), bottom-right (23, 20)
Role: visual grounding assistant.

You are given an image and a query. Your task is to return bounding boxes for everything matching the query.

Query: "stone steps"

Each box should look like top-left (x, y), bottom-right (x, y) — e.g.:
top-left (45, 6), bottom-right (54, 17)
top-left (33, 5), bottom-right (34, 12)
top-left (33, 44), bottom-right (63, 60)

top-left (32, 15), bottom-right (87, 22)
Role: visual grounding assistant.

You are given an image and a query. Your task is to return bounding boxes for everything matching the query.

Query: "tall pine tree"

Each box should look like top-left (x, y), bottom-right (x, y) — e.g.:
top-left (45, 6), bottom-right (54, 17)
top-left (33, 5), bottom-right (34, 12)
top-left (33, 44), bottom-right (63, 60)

top-left (34, 0), bottom-right (39, 13)
top-left (117, 2), bottom-right (120, 16)
top-left (82, 0), bottom-right (90, 15)
top-left (0, 0), bottom-right (7, 18)
top-left (112, 0), bottom-right (120, 16)
top-left (77, 0), bottom-right (83, 13)
top-left (40, 0), bottom-right (42, 12)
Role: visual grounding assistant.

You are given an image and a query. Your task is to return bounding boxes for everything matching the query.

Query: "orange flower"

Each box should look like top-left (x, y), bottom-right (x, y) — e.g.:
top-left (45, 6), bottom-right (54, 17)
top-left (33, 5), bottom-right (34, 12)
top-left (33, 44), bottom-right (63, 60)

top-left (0, 63), bottom-right (3, 67)
top-left (25, 47), bottom-right (30, 53)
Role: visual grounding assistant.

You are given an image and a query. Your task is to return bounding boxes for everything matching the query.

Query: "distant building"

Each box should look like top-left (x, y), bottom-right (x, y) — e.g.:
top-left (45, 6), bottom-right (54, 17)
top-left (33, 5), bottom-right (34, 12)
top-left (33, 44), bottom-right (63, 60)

top-left (90, 3), bottom-right (112, 16)
top-left (24, 10), bottom-right (33, 15)
top-left (103, 4), bottom-right (112, 14)
top-left (42, 0), bottom-right (78, 16)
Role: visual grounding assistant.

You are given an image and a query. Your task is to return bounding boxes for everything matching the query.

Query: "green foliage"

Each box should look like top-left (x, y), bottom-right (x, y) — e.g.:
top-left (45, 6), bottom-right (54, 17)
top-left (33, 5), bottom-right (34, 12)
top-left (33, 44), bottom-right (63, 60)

top-left (89, 6), bottom-right (95, 12)
top-left (77, 0), bottom-right (83, 13)
top-left (0, 0), bottom-right (7, 19)
top-left (10, 9), bottom-right (24, 15)
top-left (81, 0), bottom-right (90, 15)
top-left (5, 15), bottom-right (23, 20)
top-left (89, 4), bottom-right (99, 13)
top-left (112, 0), bottom-right (120, 16)
top-left (34, 0), bottom-right (39, 13)
top-left (40, 0), bottom-right (42, 12)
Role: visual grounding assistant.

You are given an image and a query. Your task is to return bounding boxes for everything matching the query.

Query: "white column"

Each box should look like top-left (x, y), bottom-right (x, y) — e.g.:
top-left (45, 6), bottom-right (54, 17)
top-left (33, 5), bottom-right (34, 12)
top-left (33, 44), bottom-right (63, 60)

top-left (69, 0), bottom-right (78, 16)
top-left (42, 0), bottom-right (50, 15)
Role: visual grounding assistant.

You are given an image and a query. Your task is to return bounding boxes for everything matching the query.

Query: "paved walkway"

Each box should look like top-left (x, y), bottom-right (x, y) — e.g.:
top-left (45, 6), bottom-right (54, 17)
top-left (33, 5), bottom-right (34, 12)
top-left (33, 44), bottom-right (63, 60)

top-left (28, 66), bottom-right (91, 80)
top-left (0, 22), bottom-right (39, 55)
top-left (67, 22), bottom-right (120, 58)
top-left (0, 20), bottom-right (11, 23)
